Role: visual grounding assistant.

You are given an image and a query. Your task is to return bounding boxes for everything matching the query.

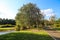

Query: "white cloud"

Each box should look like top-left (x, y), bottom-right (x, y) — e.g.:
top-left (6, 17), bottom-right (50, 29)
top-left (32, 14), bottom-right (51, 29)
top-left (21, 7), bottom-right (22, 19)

top-left (41, 8), bottom-right (55, 17)
top-left (0, 2), bottom-right (15, 19)
top-left (41, 8), bottom-right (55, 20)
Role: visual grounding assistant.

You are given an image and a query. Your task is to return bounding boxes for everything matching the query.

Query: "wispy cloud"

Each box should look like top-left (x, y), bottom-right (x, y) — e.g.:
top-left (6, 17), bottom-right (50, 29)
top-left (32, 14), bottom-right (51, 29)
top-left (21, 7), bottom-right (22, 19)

top-left (41, 8), bottom-right (55, 17)
top-left (41, 8), bottom-right (55, 20)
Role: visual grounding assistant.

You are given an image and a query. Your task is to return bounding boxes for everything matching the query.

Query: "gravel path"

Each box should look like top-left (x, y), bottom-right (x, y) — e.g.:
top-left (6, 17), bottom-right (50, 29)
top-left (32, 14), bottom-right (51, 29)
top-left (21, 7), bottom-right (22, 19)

top-left (0, 30), bottom-right (15, 35)
top-left (46, 30), bottom-right (60, 40)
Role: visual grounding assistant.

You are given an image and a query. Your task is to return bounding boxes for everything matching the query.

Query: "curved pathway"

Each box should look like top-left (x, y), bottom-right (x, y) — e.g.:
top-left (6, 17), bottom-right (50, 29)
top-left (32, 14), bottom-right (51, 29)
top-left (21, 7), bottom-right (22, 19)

top-left (0, 30), bottom-right (15, 35)
top-left (45, 30), bottom-right (60, 40)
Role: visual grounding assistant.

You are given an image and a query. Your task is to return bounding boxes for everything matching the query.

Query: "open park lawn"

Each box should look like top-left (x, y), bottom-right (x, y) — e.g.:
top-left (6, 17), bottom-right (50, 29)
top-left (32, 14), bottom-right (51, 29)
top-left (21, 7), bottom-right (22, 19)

top-left (0, 29), bottom-right (53, 40)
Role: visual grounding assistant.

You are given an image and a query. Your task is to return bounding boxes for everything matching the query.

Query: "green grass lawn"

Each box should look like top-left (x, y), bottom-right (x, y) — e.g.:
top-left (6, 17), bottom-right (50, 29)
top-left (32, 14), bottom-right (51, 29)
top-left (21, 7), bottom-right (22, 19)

top-left (0, 27), bottom-right (15, 31)
top-left (0, 29), bottom-right (53, 40)
top-left (0, 25), bottom-right (15, 31)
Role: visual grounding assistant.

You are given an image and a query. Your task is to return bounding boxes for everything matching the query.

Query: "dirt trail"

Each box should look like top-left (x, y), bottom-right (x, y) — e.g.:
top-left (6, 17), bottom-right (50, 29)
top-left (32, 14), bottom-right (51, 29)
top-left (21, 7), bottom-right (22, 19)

top-left (46, 30), bottom-right (60, 40)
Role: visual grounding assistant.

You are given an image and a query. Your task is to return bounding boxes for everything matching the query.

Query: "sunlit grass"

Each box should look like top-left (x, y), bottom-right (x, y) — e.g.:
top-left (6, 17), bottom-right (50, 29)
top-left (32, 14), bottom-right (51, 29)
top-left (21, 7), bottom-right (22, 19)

top-left (0, 27), bottom-right (15, 31)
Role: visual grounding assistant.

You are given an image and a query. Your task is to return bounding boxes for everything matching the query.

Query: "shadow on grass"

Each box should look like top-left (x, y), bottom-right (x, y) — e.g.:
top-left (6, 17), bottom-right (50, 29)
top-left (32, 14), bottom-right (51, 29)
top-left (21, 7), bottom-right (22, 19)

top-left (0, 32), bottom-right (53, 40)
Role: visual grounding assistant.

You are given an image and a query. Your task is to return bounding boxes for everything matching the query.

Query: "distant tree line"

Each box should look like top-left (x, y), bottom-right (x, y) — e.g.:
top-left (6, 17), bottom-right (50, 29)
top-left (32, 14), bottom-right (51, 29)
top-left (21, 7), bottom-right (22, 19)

top-left (0, 18), bottom-right (16, 25)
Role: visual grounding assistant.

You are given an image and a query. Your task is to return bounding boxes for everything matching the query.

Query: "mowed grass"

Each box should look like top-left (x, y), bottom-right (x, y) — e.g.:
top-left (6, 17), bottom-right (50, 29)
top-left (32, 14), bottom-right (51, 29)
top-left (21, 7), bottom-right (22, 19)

top-left (0, 25), bottom-right (15, 31)
top-left (0, 29), bottom-right (53, 40)
top-left (0, 27), bottom-right (15, 31)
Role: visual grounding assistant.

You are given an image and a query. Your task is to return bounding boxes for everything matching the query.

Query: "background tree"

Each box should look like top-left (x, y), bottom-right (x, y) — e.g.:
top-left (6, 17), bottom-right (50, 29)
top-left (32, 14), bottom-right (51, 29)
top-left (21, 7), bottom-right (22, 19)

top-left (50, 15), bottom-right (55, 22)
top-left (49, 15), bottom-right (55, 27)
top-left (0, 18), bottom-right (15, 25)
top-left (54, 18), bottom-right (60, 27)
top-left (56, 18), bottom-right (60, 22)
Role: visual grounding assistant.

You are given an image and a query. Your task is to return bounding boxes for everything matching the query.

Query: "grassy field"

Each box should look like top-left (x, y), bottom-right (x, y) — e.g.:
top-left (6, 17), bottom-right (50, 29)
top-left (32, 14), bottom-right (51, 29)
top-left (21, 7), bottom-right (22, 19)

top-left (0, 29), bottom-right (53, 40)
top-left (0, 27), bottom-right (15, 31)
top-left (0, 25), bottom-right (15, 28)
top-left (0, 25), bottom-right (15, 31)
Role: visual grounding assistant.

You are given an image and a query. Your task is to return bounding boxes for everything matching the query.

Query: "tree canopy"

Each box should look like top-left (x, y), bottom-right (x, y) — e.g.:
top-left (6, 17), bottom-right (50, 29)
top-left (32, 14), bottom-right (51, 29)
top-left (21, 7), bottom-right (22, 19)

top-left (15, 3), bottom-right (43, 30)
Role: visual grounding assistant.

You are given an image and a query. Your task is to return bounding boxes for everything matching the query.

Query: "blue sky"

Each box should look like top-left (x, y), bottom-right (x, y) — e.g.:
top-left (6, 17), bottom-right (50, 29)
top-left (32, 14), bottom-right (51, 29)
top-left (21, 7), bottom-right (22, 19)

top-left (0, 0), bottom-right (60, 19)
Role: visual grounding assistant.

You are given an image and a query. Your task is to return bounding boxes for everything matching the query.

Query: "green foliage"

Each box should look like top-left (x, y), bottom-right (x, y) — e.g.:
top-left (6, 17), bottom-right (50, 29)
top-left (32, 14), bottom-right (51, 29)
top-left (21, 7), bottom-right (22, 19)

top-left (15, 25), bottom-right (20, 31)
top-left (55, 18), bottom-right (60, 24)
top-left (0, 18), bottom-right (16, 25)
top-left (53, 18), bottom-right (60, 28)
top-left (53, 27), bottom-right (60, 30)
top-left (15, 3), bottom-right (43, 30)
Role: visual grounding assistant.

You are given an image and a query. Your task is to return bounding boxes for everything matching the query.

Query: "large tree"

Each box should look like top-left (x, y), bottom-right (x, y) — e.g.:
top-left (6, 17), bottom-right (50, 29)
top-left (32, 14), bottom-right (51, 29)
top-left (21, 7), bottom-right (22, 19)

top-left (15, 3), bottom-right (43, 31)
